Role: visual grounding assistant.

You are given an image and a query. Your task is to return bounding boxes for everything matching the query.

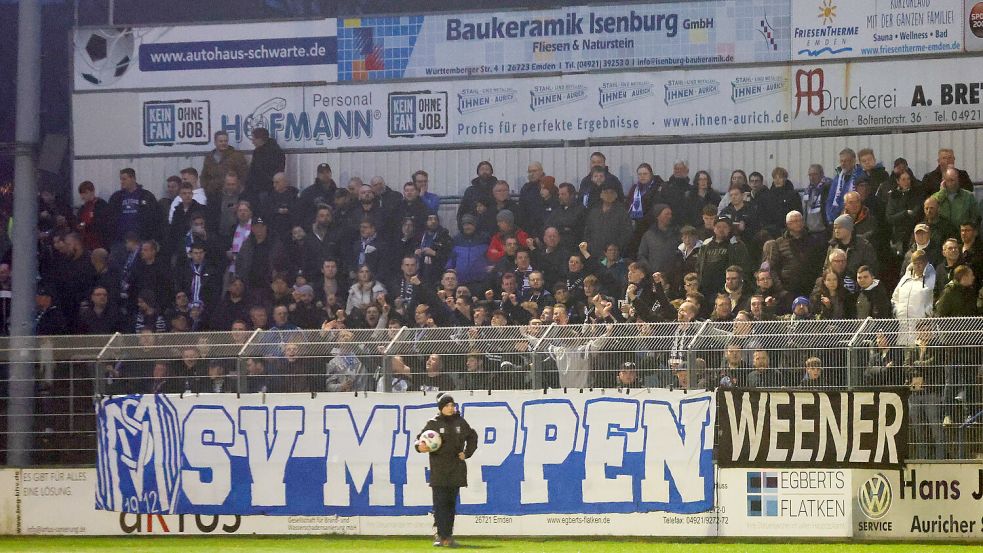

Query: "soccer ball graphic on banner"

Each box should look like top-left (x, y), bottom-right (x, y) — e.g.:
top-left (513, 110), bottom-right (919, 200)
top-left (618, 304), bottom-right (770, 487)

top-left (419, 429), bottom-right (442, 452)
top-left (75, 28), bottom-right (135, 86)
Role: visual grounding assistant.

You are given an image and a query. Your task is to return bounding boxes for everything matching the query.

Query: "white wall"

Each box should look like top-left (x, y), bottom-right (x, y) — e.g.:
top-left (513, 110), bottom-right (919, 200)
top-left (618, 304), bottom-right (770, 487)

top-left (73, 127), bottom-right (983, 204)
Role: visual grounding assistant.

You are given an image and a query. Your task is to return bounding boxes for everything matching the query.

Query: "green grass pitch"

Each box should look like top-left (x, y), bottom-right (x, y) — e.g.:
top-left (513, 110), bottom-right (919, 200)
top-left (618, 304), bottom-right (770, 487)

top-left (0, 537), bottom-right (978, 552)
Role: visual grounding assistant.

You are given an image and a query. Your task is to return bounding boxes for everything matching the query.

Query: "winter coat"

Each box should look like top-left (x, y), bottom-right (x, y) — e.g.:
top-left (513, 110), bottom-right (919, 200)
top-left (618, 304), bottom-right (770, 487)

top-left (935, 281), bottom-right (978, 317)
top-left (545, 203), bottom-right (587, 248)
top-left (766, 230), bottom-right (825, 297)
top-left (760, 182), bottom-right (802, 236)
top-left (892, 264), bottom-right (936, 321)
top-left (583, 203), bottom-right (632, 259)
top-left (447, 232), bottom-right (490, 286)
top-left (107, 185), bottom-right (159, 242)
top-left (245, 139), bottom-right (286, 199)
top-left (855, 280), bottom-right (892, 319)
top-left (200, 146), bottom-right (249, 196)
top-left (459, 176), bottom-right (497, 226)
top-left (418, 412), bottom-right (478, 488)
top-left (923, 166), bottom-right (973, 193)
top-left (885, 185), bottom-right (926, 253)
top-left (695, 236), bottom-right (750, 296)
top-left (637, 224), bottom-right (681, 278)
top-left (931, 188), bottom-right (979, 228)
top-left (826, 235), bottom-right (879, 280)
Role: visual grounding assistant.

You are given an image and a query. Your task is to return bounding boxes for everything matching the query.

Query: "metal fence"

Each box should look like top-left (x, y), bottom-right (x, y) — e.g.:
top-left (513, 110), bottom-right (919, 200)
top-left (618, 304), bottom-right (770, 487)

top-left (2, 318), bottom-right (983, 465)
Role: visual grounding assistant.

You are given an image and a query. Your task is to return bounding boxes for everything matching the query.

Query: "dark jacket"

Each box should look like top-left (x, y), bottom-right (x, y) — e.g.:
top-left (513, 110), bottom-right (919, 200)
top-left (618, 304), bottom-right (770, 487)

top-left (201, 147), bottom-right (249, 196)
top-left (936, 281), bottom-right (978, 317)
top-left (923, 166), bottom-right (973, 193)
top-left (107, 185), bottom-right (159, 242)
top-left (264, 186), bottom-right (299, 240)
top-left (545, 203), bottom-right (586, 249)
top-left (516, 179), bottom-right (548, 236)
top-left (245, 139), bottom-right (286, 199)
top-left (297, 179), bottom-right (337, 226)
top-left (766, 230), bottom-right (825, 297)
top-left (885, 185), bottom-right (926, 254)
top-left (579, 169), bottom-right (623, 209)
top-left (418, 412), bottom-right (478, 488)
top-left (459, 176), bottom-right (497, 227)
top-left (583, 203), bottom-right (632, 259)
top-left (696, 236), bottom-right (750, 296)
top-left (760, 182), bottom-right (802, 237)
top-left (855, 281), bottom-right (892, 319)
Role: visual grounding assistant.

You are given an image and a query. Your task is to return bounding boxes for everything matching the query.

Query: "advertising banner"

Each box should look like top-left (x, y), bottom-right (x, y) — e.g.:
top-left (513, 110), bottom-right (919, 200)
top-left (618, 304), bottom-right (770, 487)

top-left (73, 20), bottom-right (338, 91)
top-left (335, 1), bottom-right (790, 81)
top-left (967, 0), bottom-right (983, 51)
top-left (791, 0), bottom-right (962, 60)
top-left (716, 389), bottom-right (908, 468)
top-left (789, 56), bottom-right (983, 131)
top-left (715, 468), bottom-right (852, 537)
top-left (853, 464), bottom-right (983, 541)
top-left (95, 390), bottom-right (715, 517)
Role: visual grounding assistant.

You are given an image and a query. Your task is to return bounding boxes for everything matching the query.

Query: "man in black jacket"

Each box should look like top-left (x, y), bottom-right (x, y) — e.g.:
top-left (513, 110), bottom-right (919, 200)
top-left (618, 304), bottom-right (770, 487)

top-left (416, 394), bottom-right (478, 547)
top-left (245, 127), bottom-right (285, 201)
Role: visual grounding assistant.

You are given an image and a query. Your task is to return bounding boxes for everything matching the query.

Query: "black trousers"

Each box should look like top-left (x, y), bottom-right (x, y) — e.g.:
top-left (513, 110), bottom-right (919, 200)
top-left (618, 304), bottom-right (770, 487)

top-left (432, 486), bottom-right (459, 539)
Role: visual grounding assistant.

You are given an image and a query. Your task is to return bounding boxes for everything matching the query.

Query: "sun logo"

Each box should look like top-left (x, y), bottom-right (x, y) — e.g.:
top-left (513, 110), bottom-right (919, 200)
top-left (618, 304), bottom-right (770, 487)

top-left (817, 0), bottom-right (837, 25)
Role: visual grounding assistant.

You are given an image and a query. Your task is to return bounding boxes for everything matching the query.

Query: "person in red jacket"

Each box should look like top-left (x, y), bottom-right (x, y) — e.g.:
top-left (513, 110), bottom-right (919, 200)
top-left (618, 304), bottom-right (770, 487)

top-left (486, 209), bottom-right (529, 263)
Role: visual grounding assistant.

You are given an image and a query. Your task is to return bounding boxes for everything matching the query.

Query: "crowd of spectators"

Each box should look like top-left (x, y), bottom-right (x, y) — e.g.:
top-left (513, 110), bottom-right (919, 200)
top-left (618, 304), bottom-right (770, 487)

top-left (5, 131), bottom-right (983, 458)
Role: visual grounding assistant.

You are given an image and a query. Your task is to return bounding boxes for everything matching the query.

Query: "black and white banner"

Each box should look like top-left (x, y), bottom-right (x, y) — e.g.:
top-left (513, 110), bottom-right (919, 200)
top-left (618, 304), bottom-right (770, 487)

top-left (716, 390), bottom-right (908, 469)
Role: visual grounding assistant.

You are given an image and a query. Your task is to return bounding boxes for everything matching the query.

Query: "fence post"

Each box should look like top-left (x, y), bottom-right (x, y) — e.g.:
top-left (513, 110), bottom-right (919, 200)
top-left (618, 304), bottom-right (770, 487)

top-left (381, 327), bottom-right (408, 393)
top-left (530, 323), bottom-right (556, 390)
top-left (846, 317), bottom-right (873, 391)
top-left (685, 320), bottom-right (711, 391)
top-left (93, 332), bottom-right (120, 398)
top-left (237, 328), bottom-right (262, 393)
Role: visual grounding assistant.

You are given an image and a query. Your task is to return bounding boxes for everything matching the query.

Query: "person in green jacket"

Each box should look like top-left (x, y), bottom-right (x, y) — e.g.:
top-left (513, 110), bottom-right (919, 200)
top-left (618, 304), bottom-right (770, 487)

top-left (931, 167), bottom-right (979, 229)
top-left (936, 265), bottom-right (978, 317)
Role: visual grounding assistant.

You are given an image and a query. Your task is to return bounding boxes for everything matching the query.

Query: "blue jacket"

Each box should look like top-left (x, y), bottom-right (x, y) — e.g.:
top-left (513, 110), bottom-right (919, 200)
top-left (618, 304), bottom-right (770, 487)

top-left (447, 232), bottom-right (490, 286)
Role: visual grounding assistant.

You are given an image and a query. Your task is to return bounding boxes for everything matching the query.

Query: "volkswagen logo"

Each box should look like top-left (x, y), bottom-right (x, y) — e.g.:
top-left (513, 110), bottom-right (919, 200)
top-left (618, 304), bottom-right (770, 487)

top-left (858, 473), bottom-right (893, 520)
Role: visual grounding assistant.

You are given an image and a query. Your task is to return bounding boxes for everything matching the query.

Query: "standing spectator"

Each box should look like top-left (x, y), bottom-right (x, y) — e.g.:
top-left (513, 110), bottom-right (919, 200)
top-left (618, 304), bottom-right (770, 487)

top-left (394, 180), bottom-right (429, 237)
top-left (893, 250), bottom-right (936, 344)
top-left (265, 172), bottom-right (299, 241)
top-left (211, 173), bottom-right (244, 240)
top-left (934, 238), bottom-right (962, 298)
top-left (460, 161), bottom-right (498, 229)
top-left (902, 224), bottom-right (942, 273)
top-left (626, 163), bottom-right (659, 223)
top-left (696, 216), bottom-right (750, 297)
top-left (545, 182), bottom-right (586, 250)
top-left (858, 148), bottom-right (890, 199)
top-left (75, 180), bottom-right (109, 250)
top-left (235, 217), bottom-right (282, 294)
top-left (108, 168), bottom-right (159, 244)
top-left (578, 152), bottom-right (623, 208)
top-left (684, 170), bottom-right (721, 228)
top-left (880, 157), bottom-right (925, 202)
top-left (244, 127), bottom-right (285, 200)
top-left (417, 214), bottom-right (452, 286)
top-left (922, 148), bottom-right (973, 192)
top-left (921, 196), bottom-right (958, 246)
top-left (447, 215), bottom-right (489, 291)
top-left (637, 204), bottom-right (680, 283)
top-left (167, 182), bottom-right (204, 263)
top-left (958, 222), bottom-right (983, 290)
top-left (158, 176), bottom-right (181, 231)
top-left (802, 164), bottom-right (831, 236)
top-left (583, 182), bottom-right (632, 259)
top-left (345, 184), bottom-right (386, 238)
top-left (174, 242), bottom-right (220, 308)
top-left (76, 286), bottom-right (121, 335)
top-left (745, 350), bottom-right (786, 388)
top-left (487, 210), bottom-right (529, 264)
top-left (826, 214), bottom-right (879, 287)
top-left (936, 265), bottom-right (977, 317)
top-left (767, 211), bottom-right (825, 297)
top-left (516, 162), bottom-right (547, 236)
top-left (811, 269), bottom-right (853, 319)
top-left (720, 186), bottom-right (760, 242)
top-left (855, 265), bottom-right (892, 319)
top-left (350, 219), bottom-right (392, 282)
top-left (412, 170), bottom-right (441, 214)
top-left (662, 160), bottom-right (691, 218)
top-left (169, 167), bottom-right (207, 224)
top-left (825, 148), bottom-right (863, 226)
top-left (842, 191), bottom-right (879, 247)
top-left (370, 176), bottom-right (403, 219)
top-left (346, 265), bottom-right (387, 315)
top-left (298, 163), bottom-right (337, 226)
top-left (132, 240), bottom-right (171, 310)
top-left (931, 167), bottom-right (979, 228)
top-left (885, 170), bottom-right (926, 258)
top-left (761, 166), bottom-right (802, 239)
top-left (225, 200), bottom-right (254, 279)
top-left (200, 130), bottom-right (248, 196)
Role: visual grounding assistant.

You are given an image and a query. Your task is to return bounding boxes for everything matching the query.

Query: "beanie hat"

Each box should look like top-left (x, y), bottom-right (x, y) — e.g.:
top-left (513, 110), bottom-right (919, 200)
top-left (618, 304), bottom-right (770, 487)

top-left (461, 214), bottom-right (477, 226)
top-left (437, 393), bottom-right (456, 410)
top-left (496, 209), bottom-right (515, 225)
top-left (833, 214), bottom-right (855, 232)
top-left (792, 296), bottom-right (811, 309)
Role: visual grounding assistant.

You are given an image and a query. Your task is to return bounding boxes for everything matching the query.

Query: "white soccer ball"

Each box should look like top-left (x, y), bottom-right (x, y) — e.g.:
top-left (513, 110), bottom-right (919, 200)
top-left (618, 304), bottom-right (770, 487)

top-left (419, 429), bottom-right (442, 452)
top-left (75, 28), bottom-right (135, 86)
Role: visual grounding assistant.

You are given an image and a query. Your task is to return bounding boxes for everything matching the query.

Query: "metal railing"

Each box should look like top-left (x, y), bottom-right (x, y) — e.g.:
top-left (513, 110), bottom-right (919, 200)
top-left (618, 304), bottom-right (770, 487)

top-left (3, 318), bottom-right (983, 464)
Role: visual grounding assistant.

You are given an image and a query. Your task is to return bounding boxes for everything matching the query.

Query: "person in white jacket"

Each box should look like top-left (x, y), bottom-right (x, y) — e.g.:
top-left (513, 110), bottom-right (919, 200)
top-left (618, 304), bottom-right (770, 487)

top-left (892, 249), bottom-right (936, 346)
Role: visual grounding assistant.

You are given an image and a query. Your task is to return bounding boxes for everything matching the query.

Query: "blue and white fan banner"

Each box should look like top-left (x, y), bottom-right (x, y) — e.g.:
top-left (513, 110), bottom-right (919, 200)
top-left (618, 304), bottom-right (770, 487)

top-left (96, 390), bottom-right (714, 516)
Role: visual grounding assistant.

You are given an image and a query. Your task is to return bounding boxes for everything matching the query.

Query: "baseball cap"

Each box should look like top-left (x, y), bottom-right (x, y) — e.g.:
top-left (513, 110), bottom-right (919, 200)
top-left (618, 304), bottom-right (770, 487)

top-left (317, 163), bottom-right (332, 173)
top-left (914, 223), bottom-right (930, 233)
